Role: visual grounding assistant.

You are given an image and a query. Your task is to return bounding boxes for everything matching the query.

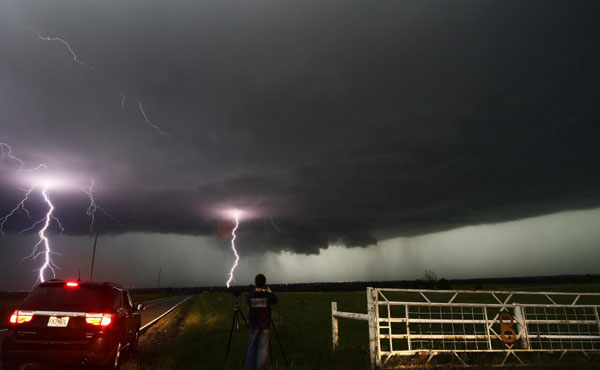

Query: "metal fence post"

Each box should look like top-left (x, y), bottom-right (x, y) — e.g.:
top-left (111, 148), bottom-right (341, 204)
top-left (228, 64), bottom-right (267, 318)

top-left (595, 307), bottom-right (600, 339)
top-left (332, 302), bottom-right (339, 351)
top-left (513, 303), bottom-right (530, 349)
top-left (367, 287), bottom-right (378, 368)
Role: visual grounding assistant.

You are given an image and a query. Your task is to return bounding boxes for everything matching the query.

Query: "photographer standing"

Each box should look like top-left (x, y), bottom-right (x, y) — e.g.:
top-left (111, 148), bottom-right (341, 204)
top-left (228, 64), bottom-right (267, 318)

top-left (245, 273), bottom-right (277, 370)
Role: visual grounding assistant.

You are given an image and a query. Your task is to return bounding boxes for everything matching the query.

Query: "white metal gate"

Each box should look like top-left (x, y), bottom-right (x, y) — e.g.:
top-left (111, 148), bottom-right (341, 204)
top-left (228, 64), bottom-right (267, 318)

top-left (332, 287), bottom-right (600, 367)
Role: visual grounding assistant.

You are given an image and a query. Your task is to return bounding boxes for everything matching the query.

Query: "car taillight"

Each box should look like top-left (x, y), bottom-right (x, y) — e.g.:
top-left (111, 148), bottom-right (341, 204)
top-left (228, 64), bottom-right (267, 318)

top-left (85, 313), bottom-right (112, 326)
top-left (66, 281), bottom-right (79, 287)
top-left (9, 310), bottom-right (34, 324)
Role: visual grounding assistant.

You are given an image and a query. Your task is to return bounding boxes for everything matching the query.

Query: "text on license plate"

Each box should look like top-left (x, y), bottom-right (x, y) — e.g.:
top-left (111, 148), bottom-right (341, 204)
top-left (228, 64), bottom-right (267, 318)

top-left (47, 316), bottom-right (69, 327)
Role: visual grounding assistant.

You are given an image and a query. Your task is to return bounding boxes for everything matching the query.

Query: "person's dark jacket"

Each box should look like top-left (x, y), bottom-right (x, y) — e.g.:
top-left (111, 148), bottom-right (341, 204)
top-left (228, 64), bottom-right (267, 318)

top-left (246, 290), bottom-right (278, 329)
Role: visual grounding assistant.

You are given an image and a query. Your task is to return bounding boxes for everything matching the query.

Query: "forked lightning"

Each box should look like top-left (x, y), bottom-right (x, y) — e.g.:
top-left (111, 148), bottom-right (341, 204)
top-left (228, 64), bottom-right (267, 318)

top-left (36, 32), bottom-right (96, 70)
top-left (226, 211), bottom-right (240, 288)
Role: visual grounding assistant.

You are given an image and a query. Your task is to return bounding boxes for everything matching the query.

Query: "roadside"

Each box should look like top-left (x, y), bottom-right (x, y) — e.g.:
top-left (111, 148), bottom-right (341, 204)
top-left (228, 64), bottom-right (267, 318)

top-left (121, 296), bottom-right (191, 370)
top-left (119, 293), bottom-right (255, 370)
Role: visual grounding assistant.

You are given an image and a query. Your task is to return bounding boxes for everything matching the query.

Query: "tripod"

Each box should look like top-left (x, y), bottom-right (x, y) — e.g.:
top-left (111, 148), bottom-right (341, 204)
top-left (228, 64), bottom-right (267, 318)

top-left (224, 291), bottom-right (289, 369)
top-left (224, 292), bottom-right (249, 367)
top-left (269, 315), bottom-right (289, 366)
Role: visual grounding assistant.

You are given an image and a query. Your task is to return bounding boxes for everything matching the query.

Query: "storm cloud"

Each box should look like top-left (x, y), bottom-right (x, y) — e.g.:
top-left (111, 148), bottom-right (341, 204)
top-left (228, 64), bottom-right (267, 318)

top-left (1, 0), bottom-right (599, 257)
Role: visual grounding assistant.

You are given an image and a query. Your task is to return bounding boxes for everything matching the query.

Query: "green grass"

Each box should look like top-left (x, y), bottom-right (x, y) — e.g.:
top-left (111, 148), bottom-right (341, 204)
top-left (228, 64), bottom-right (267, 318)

top-left (121, 283), bottom-right (600, 369)
top-left (122, 292), bottom-right (370, 370)
top-left (122, 298), bottom-right (188, 370)
top-left (172, 292), bottom-right (370, 370)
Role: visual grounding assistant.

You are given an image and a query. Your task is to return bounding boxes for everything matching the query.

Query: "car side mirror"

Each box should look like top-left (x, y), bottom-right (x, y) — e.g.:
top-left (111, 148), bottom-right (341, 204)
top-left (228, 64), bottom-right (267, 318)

top-left (136, 303), bottom-right (145, 311)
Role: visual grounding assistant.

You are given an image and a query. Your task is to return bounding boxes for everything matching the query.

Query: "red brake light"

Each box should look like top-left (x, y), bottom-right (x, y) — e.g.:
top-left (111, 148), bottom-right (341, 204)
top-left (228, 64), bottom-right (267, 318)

top-left (9, 310), bottom-right (34, 324)
top-left (101, 314), bottom-right (112, 326)
top-left (66, 281), bottom-right (79, 287)
top-left (85, 313), bottom-right (112, 326)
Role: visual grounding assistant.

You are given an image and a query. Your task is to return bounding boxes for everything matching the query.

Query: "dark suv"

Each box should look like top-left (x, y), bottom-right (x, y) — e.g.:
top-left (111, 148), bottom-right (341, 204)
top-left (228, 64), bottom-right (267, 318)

top-left (1, 280), bottom-right (143, 369)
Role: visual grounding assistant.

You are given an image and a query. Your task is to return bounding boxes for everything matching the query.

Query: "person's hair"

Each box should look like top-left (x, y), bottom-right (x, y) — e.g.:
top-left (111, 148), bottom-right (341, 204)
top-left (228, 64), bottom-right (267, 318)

top-left (255, 274), bottom-right (266, 288)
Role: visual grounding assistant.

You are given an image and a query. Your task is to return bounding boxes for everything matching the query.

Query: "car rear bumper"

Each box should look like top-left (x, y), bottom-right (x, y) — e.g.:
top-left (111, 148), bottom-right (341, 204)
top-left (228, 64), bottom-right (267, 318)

top-left (2, 349), bottom-right (110, 366)
top-left (1, 333), bottom-right (116, 366)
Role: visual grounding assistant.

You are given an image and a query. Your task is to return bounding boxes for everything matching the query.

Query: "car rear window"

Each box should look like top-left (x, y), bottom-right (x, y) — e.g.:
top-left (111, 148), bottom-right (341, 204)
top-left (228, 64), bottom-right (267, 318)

top-left (20, 285), bottom-right (120, 312)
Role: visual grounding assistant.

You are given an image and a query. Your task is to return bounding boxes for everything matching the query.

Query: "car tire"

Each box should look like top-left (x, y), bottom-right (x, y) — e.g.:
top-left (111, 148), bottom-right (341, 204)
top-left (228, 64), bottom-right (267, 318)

top-left (103, 341), bottom-right (122, 369)
top-left (130, 328), bottom-right (140, 354)
top-left (1, 361), bottom-right (21, 370)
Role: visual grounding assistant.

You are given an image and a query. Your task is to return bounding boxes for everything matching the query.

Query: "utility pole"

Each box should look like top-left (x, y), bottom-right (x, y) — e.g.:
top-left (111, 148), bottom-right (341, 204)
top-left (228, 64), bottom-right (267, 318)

top-left (89, 234), bottom-right (98, 281)
top-left (157, 267), bottom-right (162, 288)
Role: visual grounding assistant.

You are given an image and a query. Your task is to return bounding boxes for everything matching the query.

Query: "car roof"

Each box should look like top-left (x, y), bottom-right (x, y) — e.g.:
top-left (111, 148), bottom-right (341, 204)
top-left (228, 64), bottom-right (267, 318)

top-left (39, 279), bottom-right (124, 290)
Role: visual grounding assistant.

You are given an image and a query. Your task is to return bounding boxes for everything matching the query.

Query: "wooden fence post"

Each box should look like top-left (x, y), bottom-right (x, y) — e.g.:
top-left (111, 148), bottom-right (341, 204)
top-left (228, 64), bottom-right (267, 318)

top-left (332, 302), bottom-right (339, 351)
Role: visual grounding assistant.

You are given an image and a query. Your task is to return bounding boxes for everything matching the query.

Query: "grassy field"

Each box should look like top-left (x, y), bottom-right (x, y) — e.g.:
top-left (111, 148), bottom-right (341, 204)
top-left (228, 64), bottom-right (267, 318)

top-left (120, 283), bottom-right (600, 369)
top-left (123, 291), bottom-right (370, 370)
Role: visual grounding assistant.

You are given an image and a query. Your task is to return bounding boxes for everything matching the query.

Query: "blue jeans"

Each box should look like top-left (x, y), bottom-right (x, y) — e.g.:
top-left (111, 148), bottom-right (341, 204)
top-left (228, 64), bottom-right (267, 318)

top-left (245, 327), bottom-right (271, 370)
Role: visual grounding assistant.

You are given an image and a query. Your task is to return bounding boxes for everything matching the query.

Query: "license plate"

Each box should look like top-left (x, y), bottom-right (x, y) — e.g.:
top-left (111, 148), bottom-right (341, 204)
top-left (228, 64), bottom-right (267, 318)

top-left (47, 316), bottom-right (69, 327)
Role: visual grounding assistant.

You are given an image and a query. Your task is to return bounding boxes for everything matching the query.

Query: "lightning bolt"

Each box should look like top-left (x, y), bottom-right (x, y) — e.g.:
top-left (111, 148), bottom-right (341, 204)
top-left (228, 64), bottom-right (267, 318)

top-left (0, 186), bottom-right (35, 236)
top-left (30, 185), bottom-right (60, 283)
top-left (226, 212), bottom-right (240, 288)
top-left (18, 212), bottom-right (64, 237)
top-left (82, 179), bottom-right (119, 233)
top-left (36, 32), bottom-right (96, 70)
top-left (138, 100), bottom-right (170, 136)
top-left (259, 215), bottom-right (286, 250)
top-left (0, 141), bottom-right (120, 284)
top-left (0, 142), bottom-right (47, 172)
top-left (5, 185), bottom-right (63, 284)
top-left (268, 216), bottom-right (285, 232)
top-left (0, 141), bottom-right (64, 283)
top-left (32, 27), bottom-right (173, 138)
top-left (33, 28), bottom-right (171, 138)
top-left (0, 142), bottom-right (48, 235)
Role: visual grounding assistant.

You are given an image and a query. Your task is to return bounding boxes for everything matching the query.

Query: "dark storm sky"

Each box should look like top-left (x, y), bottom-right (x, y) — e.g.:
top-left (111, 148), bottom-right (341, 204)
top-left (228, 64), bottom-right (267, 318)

top-left (0, 1), bottom-right (599, 288)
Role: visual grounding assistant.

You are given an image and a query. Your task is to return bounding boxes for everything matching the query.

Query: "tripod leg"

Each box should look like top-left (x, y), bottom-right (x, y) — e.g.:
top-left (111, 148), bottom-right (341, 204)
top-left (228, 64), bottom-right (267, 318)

top-left (224, 309), bottom-right (239, 365)
top-left (238, 307), bottom-right (249, 329)
top-left (270, 316), bottom-right (289, 366)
